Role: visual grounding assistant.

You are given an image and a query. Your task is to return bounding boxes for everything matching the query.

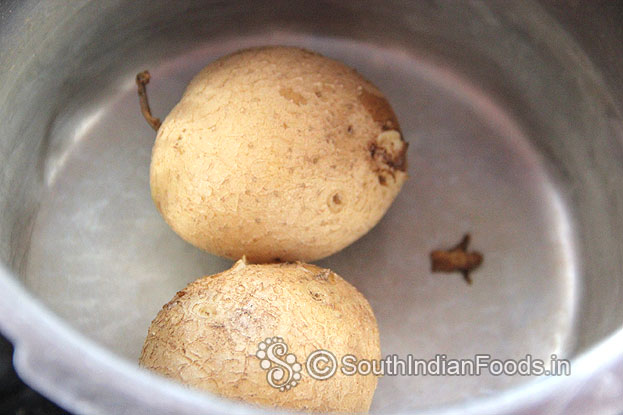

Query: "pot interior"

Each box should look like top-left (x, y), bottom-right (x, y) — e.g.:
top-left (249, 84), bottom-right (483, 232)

top-left (0, 1), bottom-right (622, 413)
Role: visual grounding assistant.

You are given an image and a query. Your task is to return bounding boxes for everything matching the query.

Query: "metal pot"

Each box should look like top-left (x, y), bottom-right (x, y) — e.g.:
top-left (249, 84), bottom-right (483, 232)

top-left (0, 1), bottom-right (622, 414)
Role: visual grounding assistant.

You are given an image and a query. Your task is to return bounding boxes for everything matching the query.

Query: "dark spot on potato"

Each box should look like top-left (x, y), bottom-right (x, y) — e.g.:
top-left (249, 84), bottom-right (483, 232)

top-left (279, 87), bottom-right (307, 105)
top-left (328, 192), bottom-right (344, 213)
top-left (382, 121), bottom-right (395, 131)
top-left (347, 125), bottom-right (353, 134)
top-left (378, 175), bottom-right (387, 185)
top-left (309, 290), bottom-right (324, 301)
top-left (314, 270), bottom-right (331, 281)
top-left (174, 142), bottom-right (184, 155)
top-left (369, 141), bottom-right (408, 172)
top-left (357, 88), bottom-right (401, 131)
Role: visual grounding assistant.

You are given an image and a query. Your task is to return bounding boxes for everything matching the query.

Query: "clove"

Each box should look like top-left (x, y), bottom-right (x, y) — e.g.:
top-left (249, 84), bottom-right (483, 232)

top-left (430, 234), bottom-right (483, 285)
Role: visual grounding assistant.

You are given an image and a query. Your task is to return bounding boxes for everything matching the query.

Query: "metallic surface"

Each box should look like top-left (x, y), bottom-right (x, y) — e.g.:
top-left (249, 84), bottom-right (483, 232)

top-left (0, 1), bottom-right (621, 414)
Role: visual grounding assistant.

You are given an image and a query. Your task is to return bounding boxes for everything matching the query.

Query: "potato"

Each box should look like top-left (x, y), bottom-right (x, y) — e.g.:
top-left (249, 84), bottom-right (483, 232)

top-left (139, 259), bottom-right (381, 413)
top-left (149, 46), bottom-right (408, 262)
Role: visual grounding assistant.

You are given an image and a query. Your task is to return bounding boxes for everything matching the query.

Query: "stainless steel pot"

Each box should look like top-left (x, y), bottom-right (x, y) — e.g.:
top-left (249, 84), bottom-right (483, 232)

top-left (0, 1), bottom-right (622, 414)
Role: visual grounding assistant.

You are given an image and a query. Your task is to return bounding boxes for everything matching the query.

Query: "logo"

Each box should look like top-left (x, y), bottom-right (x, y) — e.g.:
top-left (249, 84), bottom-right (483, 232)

top-left (256, 337), bottom-right (302, 391)
top-left (256, 337), bottom-right (569, 391)
top-left (305, 349), bottom-right (337, 380)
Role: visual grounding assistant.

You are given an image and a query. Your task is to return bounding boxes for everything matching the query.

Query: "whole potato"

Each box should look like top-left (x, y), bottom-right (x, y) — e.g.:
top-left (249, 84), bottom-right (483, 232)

top-left (149, 46), bottom-right (408, 262)
top-left (139, 259), bottom-right (381, 413)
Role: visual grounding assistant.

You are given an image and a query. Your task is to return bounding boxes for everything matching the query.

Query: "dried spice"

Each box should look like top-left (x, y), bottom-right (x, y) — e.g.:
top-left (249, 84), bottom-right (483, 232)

top-left (430, 234), bottom-right (483, 285)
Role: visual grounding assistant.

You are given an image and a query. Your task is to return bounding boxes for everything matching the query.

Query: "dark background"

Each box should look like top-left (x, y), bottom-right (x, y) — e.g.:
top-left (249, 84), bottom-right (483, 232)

top-left (0, 334), bottom-right (68, 415)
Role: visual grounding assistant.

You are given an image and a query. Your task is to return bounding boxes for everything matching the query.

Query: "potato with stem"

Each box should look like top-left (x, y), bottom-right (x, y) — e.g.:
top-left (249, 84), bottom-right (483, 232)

top-left (138, 46), bottom-right (408, 262)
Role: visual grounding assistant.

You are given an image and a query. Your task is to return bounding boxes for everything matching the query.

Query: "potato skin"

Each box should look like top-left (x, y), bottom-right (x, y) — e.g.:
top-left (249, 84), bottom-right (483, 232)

top-left (150, 46), bottom-right (408, 262)
top-left (139, 260), bottom-right (381, 413)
